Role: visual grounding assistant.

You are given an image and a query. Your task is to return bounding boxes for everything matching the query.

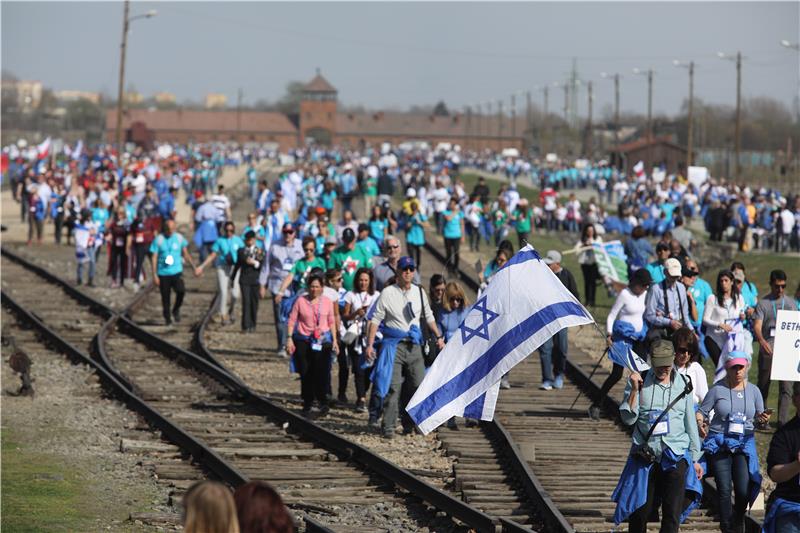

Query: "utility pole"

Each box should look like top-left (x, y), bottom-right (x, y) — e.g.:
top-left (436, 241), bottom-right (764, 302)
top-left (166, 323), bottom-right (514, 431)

top-left (674, 60), bottom-right (695, 170)
top-left (562, 83), bottom-right (569, 123)
top-left (735, 51), bottom-right (742, 179)
top-left (526, 91), bottom-right (532, 148)
top-left (487, 101), bottom-right (493, 150)
top-left (497, 100), bottom-right (503, 146)
top-left (114, 0), bottom-right (130, 156)
top-left (614, 74), bottom-right (620, 144)
top-left (464, 106), bottom-right (470, 150)
top-left (585, 81), bottom-right (593, 157)
top-left (647, 69), bottom-right (653, 140)
top-left (510, 93), bottom-right (516, 138)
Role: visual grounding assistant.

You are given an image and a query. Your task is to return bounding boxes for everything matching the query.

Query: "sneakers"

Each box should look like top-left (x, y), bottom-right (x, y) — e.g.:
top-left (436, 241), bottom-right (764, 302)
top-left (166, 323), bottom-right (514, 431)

top-left (276, 348), bottom-right (288, 359)
top-left (500, 378), bottom-right (511, 390)
top-left (382, 431), bottom-right (395, 440)
top-left (172, 309), bottom-right (181, 323)
top-left (553, 374), bottom-right (564, 389)
top-left (539, 381), bottom-right (553, 391)
top-left (337, 393), bottom-right (348, 405)
top-left (368, 418), bottom-right (380, 432)
top-left (355, 399), bottom-right (366, 412)
top-left (588, 405), bottom-right (601, 421)
top-left (318, 405), bottom-right (330, 417)
top-left (446, 418), bottom-right (459, 430)
top-left (301, 406), bottom-right (312, 416)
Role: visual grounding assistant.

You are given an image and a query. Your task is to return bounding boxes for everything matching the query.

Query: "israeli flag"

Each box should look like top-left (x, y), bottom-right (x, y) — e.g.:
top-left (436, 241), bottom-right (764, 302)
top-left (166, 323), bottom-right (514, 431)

top-left (609, 343), bottom-right (650, 373)
top-left (406, 245), bottom-right (594, 434)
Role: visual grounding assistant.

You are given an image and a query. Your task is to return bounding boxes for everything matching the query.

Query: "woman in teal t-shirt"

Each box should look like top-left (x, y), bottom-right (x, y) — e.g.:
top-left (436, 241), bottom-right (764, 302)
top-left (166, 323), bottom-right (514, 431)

top-left (405, 201), bottom-right (429, 268)
top-left (442, 198), bottom-right (465, 274)
top-left (511, 199), bottom-right (533, 249)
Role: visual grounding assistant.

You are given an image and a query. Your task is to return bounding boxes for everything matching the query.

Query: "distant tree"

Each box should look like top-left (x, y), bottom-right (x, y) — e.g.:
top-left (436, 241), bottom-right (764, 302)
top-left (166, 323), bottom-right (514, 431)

top-left (432, 100), bottom-right (449, 116)
top-left (276, 81), bottom-right (306, 116)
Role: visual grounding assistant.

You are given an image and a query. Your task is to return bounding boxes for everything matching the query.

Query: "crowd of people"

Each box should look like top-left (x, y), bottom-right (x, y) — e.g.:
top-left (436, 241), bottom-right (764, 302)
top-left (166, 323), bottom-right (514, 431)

top-left (5, 140), bottom-right (800, 531)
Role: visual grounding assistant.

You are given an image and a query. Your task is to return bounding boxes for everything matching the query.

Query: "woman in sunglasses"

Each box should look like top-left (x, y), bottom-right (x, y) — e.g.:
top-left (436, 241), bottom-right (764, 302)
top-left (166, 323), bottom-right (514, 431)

top-left (697, 351), bottom-right (770, 533)
top-left (672, 327), bottom-right (708, 406)
top-left (275, 236), bottom-right (326, 303)
top-left (437, 281), bottom-right (471, 429)
top-left (703, 270), bottom-right (747, 366)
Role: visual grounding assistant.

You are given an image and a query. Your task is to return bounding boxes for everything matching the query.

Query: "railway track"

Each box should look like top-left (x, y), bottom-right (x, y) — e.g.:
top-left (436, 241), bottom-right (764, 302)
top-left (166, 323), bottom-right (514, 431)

top-left (1, 247), bottom-right (534, 533)
top-left (421, 240), bottom-right (766, 533)
top-left (196, 238), bottom-right (558, 531)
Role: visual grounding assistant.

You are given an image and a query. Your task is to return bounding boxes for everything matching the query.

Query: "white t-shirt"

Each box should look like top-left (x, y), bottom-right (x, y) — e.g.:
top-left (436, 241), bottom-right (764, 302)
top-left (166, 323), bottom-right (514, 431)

top-left (606, 287), bottom-right (646, 334)
top-left (780, 209), bottom-right (795, 233)
top-left (432, 188), bottom-right (450, 213)
top-left (678, 362), bottom-right (709, 405)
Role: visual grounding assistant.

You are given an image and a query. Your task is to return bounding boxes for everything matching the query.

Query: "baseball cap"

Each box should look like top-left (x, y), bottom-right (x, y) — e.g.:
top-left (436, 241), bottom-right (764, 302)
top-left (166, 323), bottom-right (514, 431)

top-left (650, 341), bottom-right (675, 368)
top-left (543, 250), bottom-right (562, 265)
top-left (398, 256), bottom-right (416, 271)
top-left (664, 258), bottom-right (682, 277)
top-left (733, 270), bottom-right (745, 282)
top-left (342, 228), bottom-right (356, 243)
top-left (406, 187), bottom-right (417, 198)
top-left (725, 350), bottom-right (750, 368)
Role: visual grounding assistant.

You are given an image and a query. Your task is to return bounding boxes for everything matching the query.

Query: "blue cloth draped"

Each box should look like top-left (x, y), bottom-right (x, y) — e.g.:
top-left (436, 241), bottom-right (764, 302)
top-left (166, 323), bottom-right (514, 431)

top-left (612, 447), bottom-right (702, 526)
top-left (609, 320), bottom-right (648, 369)
top-left (702, 432), bottom-right (762, 507)
top-left (193, 218), bottom-right (218, 247)
top-left (762, 497), bottom-right (800, 533)
top-left (370, 325), bottom-right (422, 398)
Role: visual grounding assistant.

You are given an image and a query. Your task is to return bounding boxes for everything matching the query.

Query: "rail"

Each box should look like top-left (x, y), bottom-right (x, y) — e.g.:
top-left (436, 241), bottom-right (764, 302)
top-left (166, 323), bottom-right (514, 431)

top-left (2, 247), bottom-right (525, 533)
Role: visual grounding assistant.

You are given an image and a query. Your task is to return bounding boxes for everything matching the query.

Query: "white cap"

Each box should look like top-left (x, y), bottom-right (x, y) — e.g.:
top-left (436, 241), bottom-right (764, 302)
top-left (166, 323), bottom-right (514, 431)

top-left (406, 187), bottom-right (417, 198)
top-left (664, 257), bottom-right (682, 277)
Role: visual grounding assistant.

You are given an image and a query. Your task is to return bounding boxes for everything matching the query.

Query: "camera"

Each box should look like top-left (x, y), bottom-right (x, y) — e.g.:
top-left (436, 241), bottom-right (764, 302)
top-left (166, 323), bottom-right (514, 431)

top-left (632, 444), bottom-right (657, 465)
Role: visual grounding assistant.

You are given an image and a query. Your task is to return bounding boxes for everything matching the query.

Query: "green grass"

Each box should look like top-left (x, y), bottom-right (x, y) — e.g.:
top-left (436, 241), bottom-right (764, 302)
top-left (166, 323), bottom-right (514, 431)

top-left (1, 429), bottom-right (100, 532)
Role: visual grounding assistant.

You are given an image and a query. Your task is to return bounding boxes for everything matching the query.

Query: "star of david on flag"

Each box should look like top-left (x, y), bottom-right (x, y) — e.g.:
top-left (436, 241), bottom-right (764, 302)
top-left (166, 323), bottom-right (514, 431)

top-left (460, 296), bottom-right (499, 344)
top-left (407, 244), bottom-right (594, 434)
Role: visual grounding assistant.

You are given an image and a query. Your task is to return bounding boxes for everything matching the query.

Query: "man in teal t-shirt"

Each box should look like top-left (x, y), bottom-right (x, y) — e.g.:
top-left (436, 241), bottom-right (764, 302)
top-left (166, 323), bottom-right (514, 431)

top-left (442, 198), bottom-right (465, 273)
top-left (149, 219), bottom-right (197, 325)
top-left (328, 228), bottom-right (373, 291)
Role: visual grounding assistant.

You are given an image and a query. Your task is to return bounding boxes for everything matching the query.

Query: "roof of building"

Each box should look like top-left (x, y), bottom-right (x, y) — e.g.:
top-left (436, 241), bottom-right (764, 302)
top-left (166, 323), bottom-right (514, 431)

top-left (106, 109), bottom-right (298, 133)
top-left (303, 73), bottom-right (337, 93)
top-left (610, 136), bottom-right (686, 153)
top-left (336, 111), bottom-right (528, 138)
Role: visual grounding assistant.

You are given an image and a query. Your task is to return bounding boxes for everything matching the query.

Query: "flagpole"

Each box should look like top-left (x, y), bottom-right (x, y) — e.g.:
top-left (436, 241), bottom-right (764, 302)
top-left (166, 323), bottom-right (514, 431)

top-left (563, 346), bottom-right (609, 419)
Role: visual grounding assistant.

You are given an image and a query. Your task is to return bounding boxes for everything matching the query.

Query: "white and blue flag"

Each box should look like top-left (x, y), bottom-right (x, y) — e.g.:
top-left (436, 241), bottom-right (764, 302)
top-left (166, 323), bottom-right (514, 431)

top-left (406, 244), bottom-right (594, 434)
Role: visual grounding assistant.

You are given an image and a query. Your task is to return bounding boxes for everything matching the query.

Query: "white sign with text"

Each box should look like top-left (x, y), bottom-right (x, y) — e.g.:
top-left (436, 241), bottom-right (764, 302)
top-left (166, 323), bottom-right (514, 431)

top-left (770, 310), bottom-right (800, 382)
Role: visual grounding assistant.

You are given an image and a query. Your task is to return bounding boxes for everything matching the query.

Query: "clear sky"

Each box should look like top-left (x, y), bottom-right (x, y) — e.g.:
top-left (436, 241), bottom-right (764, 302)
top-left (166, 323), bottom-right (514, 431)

top-left (2, 1), bottom-right (798, 118)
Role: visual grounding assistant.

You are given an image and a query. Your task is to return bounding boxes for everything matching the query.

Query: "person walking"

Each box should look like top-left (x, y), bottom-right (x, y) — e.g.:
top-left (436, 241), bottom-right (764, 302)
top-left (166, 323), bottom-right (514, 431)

top-left (196, 221), bottom-right (245, 325)
top-left (644, 257), bottom-right (694, 351)
top-left (697, 351), bottom-right (769, 533)
top-left (576, 223), bottom-right (603, 307)
top-left (342, 267), bottom-right (379, 412)
top-left (373, 236), bottom-right (420, 290)
top-left (537, 250), bottom-right (580, 391)
top-left (754, 269), bottom-right (799, 427)
top-left (511, 198), bottom-right (533, 249)
top-left (589, 268), bottom-right (652, 420)
top-left (703, 270), bottom-right (747, 366)
top-left (442, 197), bottom-right (465, 274)
top-left (260, 223), bottom-right (303, 357)
top-left (436, 281), bottom-right (471, 429)
top-left (613, 340), bottom-right (704, 533)
top-left (149, 219), bottom-right (197, 325)
top-left (365, 256), bottom-right (445, 438)
top-left (405, 200), bottom-right (428, 268)
top-left (287, 274), bottom-right (338, 416)
top-left (107, 206), bottom-right (131, 288)
top-left (231, 231), bottom-right (266, 333)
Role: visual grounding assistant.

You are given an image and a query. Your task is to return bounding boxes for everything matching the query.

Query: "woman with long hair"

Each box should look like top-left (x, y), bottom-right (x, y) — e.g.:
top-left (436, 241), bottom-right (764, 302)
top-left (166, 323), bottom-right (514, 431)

top-left (703, 270), bottom-right (747, 366)
top-left (576, 223), bottom-right (603, 307)
top-left (107, 205), bottom-right (131, 288)
top-left (233, 481), bottom-right (293, 533)
top-left (672, 326), bottom-right (708, 406)
top-left (287, 274), bottom-right (339, 415)
top-left (342, 267), bottom-right (378, 411)
top-left (183, 481), bottom-right (240, 533)
top-left (511, 199), bottom-right (533, 249)
top-left (437, 281), bottom-right (471, 428)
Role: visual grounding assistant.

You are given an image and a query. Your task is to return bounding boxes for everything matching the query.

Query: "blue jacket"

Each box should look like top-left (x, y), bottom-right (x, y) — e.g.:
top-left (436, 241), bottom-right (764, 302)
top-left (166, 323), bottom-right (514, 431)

top-left (702, 432), bottom-right (762, 507)
top-left (762, 498), bottom-right (800, 533)
top-left (609, 320), bottom-right (648, 369)
top-left (612, 447), bottom-right (702, 525)
top-left (370, 325), bottom-right (422, 398)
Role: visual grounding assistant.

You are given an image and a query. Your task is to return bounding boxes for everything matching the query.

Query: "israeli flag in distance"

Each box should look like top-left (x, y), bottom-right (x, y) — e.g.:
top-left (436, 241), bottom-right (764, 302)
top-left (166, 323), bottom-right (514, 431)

top-left (407, 245), bottom-right (594, 434)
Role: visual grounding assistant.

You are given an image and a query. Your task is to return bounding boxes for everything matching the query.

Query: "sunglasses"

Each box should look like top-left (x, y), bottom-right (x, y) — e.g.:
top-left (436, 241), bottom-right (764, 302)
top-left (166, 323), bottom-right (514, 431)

top-left (388, 244), bottom-right (400, 249)
top-left (401, 266), bottom-right (416, 272)
top-left (304, 247), bottom-right (315, 252)
top-left (774, 283), bottom-right (787, 289)
top-left (283, 229), bottom-right (294, 234)
top-left (675, 347), bottom-right (690, 355)
top-left (450, 297), bottom-right (462, 303)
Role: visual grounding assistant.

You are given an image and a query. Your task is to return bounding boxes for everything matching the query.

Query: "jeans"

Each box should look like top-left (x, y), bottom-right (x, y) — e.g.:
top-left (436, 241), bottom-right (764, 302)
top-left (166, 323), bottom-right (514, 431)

top-left (216, 266), bottom-right (241, 318)
top-left (271, 293), bottom-right (287, 350)
top-left (382, 342), bottom-right (425, 435)
top-left (109, 246), bottom-right (127, 284)
top-left (711, 450), bottom-right (750, 531)
top-left (444, 237), bottom-right (461, 273)
top-left (77, 247), bottom-right (98, 283)
top-left (539, 329), bottom-right (568, 383)
top-left (132, 244), bottom-right (148, 283)
top-left (628, 459), bottom-right (688, 533)
top-left (468, 225), bottom-right (481, 251)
